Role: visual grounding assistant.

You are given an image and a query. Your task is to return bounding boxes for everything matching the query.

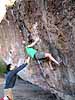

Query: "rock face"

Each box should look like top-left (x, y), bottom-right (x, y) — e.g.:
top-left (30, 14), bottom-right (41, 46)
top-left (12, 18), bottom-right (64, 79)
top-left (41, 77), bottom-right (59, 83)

top-left (0, 0), bottom-right (75, 100)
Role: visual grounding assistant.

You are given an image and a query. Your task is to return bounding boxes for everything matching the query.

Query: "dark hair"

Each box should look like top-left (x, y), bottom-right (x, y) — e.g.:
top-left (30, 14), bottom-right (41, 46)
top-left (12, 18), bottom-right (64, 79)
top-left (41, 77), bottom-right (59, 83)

top-left (9, 51), bottom-right (12, 54)
top-left (6, 64), bottom-right (12, 72)
top-left (28, 35), bottom-right (34, 43)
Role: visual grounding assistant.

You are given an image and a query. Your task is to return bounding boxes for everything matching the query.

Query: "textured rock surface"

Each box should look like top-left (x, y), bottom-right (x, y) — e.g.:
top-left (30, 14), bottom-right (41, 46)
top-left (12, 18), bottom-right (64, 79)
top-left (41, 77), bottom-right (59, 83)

top-left (0, 77), bottom-right (63, 100)
top-left (0, 0), bottom-right (75, 100)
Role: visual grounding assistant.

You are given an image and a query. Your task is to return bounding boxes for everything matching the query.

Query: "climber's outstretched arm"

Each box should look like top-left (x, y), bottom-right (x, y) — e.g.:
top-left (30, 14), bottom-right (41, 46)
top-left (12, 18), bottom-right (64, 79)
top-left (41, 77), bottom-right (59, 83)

top-left (27, 37), bottom-right (40, 47)
top-left (24, 57), bottom-right (30, 64)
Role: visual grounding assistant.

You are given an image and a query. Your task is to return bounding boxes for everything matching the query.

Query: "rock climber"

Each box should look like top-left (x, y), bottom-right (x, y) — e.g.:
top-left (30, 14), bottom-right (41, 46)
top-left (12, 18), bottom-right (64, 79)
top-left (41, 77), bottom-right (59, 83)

top-left (23, 37), bottom-right (60, 68)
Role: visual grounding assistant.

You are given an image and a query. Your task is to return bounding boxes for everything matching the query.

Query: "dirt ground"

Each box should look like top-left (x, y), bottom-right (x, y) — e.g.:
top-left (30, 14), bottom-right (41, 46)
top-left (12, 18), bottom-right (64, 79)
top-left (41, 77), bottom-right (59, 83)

top-left (0, 77), bottom-right (59, 100)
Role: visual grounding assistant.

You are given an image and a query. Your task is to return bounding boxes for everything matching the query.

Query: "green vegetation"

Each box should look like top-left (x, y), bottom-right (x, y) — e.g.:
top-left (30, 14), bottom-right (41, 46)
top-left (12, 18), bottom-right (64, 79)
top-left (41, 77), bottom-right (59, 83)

top-left (0, 58), bottom-right (6, 74)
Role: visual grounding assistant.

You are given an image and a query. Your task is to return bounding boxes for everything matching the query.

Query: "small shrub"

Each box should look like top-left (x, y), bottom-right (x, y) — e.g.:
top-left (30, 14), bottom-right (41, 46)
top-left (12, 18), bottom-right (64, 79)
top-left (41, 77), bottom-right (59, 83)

top-left (0, 58), bottom-right (6, 75)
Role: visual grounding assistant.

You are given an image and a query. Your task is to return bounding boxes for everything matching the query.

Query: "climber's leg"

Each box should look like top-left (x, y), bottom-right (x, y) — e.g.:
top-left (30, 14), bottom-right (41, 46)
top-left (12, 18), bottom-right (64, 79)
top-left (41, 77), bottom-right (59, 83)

top-left (4, 88), bottom-right (13, 100)
top-left (35, 51), bottom-right (59, 65)
top-left (45, 53), bottom-right (60, 65)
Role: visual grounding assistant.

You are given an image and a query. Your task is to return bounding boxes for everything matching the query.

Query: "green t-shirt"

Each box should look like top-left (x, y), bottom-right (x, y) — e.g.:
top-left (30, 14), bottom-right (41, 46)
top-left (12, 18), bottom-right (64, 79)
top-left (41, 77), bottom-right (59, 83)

top-left (25, 47), bottom-right (37, 59)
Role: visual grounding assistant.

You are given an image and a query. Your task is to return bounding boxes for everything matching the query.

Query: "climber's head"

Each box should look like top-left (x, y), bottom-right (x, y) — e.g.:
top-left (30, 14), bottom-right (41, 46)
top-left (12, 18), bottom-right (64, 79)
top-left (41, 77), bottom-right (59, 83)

top-left (28, 35), bottom-right (34, 43)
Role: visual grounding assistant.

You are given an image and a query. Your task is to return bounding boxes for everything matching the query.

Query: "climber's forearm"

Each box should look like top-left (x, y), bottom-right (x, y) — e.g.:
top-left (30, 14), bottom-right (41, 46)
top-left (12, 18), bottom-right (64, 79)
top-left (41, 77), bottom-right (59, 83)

top-left (27, 38), bottom-right (40, 47)
top-left (27, 41), bottom-right (37, 47)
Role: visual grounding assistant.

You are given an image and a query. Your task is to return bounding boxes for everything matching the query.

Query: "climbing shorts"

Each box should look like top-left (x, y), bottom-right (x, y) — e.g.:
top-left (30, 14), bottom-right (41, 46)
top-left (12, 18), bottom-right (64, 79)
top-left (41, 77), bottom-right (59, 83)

top-left (35, 51), bottom-right (45, 60)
